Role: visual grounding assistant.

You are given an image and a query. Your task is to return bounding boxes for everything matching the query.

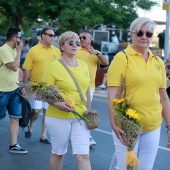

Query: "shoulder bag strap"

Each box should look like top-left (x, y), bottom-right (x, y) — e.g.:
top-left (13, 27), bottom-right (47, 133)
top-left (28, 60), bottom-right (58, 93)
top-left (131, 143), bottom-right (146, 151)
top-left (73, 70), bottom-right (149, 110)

top-left (58, 59), bottom-right (88, 108)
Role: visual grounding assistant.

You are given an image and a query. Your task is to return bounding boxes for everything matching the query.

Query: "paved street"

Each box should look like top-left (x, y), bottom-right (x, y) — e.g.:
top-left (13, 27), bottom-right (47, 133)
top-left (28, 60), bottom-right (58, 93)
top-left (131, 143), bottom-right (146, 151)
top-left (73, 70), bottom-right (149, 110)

top-left (1, 93), bottom-right (170, 170)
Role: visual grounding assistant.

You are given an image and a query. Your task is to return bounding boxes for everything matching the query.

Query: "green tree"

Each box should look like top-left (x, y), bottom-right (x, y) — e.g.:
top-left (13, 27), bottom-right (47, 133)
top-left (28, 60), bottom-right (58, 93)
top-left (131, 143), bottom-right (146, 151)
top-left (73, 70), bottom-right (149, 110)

top-left (0, 0), bottom-right (158, 35)
top-left (0, 0), bottom-right (63, 36)
top-left (57, 0), bottom-right (158, 33)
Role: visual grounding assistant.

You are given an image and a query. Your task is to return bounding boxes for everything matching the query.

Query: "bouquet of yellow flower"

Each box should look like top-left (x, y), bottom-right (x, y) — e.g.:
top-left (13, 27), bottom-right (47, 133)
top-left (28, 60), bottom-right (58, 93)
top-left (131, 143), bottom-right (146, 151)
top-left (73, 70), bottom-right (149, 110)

top-left (18, 81), bottom-right (91, 125)
top-left (112, 75), bottom-right (142, 170)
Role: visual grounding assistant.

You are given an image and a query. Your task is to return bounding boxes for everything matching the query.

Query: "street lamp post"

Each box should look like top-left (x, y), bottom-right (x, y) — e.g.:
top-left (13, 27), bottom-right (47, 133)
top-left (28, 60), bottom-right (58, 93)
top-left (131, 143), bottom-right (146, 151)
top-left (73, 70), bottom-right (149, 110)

top-left (164, 0), bottom-right (170, 59)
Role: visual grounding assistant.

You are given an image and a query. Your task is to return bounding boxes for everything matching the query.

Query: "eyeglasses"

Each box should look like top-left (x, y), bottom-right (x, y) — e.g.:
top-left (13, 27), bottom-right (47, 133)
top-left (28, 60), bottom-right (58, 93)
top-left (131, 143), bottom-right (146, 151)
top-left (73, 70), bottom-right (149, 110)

top-left (68, 40), bottom-right (80, 46)
top-left (15, 36), bottom-right (22, 40)
top-left (133, 31), bottom-right (153, 38)
top-left (79, 36), bottom-right (86, 40)
top-left (44, 33), bottom-right (55, 38)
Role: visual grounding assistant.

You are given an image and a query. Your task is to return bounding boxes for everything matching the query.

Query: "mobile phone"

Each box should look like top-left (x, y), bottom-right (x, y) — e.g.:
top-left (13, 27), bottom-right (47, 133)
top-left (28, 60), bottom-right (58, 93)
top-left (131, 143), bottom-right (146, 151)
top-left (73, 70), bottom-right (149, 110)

top-left (17, 42), bottom-right (20, 45)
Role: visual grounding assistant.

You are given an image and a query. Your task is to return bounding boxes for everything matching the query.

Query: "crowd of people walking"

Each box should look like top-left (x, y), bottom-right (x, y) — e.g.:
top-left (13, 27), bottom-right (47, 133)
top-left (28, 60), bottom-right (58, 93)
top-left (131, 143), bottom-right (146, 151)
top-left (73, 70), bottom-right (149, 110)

top-left (0, 16), bottom-right (170, 170)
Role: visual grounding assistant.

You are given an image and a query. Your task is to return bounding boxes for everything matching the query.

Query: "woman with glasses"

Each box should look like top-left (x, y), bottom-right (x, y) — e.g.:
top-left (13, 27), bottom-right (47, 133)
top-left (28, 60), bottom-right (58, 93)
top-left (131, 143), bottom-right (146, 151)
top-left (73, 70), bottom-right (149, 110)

top-left (107, 17), bottom-right (170, 170)
top-left (43, 31), bottom-right (91, 170)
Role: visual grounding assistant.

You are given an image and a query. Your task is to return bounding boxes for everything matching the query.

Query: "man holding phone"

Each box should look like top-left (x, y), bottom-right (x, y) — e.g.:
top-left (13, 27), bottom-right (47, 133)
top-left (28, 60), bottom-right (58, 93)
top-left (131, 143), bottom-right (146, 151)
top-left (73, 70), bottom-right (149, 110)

top-left (0, 28), bottom-right (27, 154)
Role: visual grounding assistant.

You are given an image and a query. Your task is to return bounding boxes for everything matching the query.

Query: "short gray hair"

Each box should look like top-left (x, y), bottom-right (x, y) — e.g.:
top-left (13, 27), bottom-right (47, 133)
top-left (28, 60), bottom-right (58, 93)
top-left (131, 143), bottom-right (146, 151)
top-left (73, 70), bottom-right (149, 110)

top-left (58, 31), bottom-right (79, 52)
top-left (130, 17), bottom-right (156, 33)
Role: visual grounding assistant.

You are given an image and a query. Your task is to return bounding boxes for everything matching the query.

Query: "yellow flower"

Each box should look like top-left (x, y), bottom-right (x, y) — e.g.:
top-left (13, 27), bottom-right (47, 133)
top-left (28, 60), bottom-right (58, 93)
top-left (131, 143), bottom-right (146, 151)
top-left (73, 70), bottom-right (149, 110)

top-left (59, 93), bottom-right (75, 108)
top-left (44, 83), bottom-right (51, 87)
top-left (126, 108), bottom-right (140, 122)
top-left (113, 98), bottom-right (125, 105)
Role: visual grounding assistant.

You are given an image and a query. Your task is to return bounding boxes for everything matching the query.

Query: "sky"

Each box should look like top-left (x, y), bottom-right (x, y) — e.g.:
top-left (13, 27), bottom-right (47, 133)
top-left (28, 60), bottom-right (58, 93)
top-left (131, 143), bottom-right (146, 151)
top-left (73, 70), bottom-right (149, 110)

top-left (137, 0), bottom-right (166, 31)
top-left (137, 0), bottom-right (166, 22)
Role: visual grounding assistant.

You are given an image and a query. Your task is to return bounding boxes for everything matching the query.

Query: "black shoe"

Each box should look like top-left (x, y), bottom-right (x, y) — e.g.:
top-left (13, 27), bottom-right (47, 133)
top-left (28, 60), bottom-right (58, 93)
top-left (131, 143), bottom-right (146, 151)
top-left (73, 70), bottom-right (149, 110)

top-left (9, 144), bottom-right (28, 154)
top-left (39, 138), bottom-right (51, 144)
top-left (25, 131), bottom-right (32, 138)
top-left (25, 126), bottom-right (32, 139)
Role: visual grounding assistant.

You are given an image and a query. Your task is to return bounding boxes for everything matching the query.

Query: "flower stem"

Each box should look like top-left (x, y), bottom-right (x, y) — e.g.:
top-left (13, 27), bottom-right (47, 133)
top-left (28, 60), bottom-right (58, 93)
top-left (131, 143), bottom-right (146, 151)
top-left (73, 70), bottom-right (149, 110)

top-left (73, 111), bottom-right (91, 125)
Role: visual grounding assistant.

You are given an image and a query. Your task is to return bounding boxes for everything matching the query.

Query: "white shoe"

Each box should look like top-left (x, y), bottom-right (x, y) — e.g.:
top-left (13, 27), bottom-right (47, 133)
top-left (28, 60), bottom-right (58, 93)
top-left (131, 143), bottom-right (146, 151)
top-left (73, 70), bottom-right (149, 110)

top-left (89, 137), bottom-right (96, 146)
top-left (98, 84), bottom-right (106, 89)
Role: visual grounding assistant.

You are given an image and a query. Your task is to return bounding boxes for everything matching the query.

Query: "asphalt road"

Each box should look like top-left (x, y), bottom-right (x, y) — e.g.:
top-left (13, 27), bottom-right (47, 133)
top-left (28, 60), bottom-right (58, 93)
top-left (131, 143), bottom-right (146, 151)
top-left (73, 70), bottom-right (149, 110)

top-left (1, 96), bottom-right (170, 170)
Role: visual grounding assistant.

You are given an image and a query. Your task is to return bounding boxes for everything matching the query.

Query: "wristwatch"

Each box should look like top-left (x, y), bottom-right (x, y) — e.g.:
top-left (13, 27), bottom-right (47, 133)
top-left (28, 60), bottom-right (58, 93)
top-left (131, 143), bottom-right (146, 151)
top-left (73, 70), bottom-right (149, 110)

top-left (95, 50), bottom-right (101, 56)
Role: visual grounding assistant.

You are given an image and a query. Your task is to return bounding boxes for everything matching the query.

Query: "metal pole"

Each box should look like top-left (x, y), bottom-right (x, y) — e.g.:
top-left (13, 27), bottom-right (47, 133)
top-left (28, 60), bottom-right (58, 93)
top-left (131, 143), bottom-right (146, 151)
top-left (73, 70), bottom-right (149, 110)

top-left (164, 0), bottom-right (170, 60)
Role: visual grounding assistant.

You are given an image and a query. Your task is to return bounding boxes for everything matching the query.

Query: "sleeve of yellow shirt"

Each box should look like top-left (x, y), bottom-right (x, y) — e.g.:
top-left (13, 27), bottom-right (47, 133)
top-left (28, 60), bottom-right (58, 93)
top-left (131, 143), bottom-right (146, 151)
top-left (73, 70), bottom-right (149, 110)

top-left (107, 52), bottom-right (128, 87)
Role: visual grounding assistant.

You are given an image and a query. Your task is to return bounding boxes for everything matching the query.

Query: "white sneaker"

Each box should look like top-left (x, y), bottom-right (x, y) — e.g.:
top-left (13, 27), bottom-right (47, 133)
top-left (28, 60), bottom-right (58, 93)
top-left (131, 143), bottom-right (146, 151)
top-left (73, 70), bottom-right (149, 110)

top-left (89, 137), bottom-right (96, 146)
top-left (98, 84), bottom-right (106, 89)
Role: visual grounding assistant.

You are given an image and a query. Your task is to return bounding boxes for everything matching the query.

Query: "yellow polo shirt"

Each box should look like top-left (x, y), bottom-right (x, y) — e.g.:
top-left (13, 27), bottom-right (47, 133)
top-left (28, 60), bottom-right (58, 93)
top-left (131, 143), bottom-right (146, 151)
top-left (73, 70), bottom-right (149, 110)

top-left (43, 59), bottom-right (90, 118)
top-left (23, 42), bottom-right (61, 82)
top-left (0, 44), bottom-right (19, 91)
top-left (107, 45), bottom-right (166, 131)
top-left (75, 47), bottom-right (99, 90)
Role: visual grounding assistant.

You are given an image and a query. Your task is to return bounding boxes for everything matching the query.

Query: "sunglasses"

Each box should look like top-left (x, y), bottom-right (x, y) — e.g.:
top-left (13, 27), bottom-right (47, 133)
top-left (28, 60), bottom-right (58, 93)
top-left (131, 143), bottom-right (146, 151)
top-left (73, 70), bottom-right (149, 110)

top-left (79, 36), bottom-right (86, 40)
top-left (15, 36), bottom-right (22, 40)
top-left (68, 40), bottom-right (80, 46)
top-left (44, 33), bottom-right (55, 38)
top-left (134, 31), bottom-right (153, 38)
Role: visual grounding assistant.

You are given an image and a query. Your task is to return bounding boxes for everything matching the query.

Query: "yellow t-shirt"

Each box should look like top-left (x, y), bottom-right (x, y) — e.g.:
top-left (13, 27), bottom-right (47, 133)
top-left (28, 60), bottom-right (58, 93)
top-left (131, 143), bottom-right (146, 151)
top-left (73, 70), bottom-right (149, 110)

top-left (107, 45), bottom-right (166, 131)
top-left (0, 44), bottom-right (19, 91)
top-left (75, 47), bottom-right (99, 90)
top-left (23, 42), bottom-right (61, 82)
top-left (43, 59), bottom-right (90, 119)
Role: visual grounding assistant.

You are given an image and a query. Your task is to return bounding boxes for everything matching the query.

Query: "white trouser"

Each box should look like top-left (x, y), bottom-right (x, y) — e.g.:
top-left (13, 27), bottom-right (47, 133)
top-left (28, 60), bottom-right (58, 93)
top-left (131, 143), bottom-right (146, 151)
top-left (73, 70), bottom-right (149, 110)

top-left (109, 127), bottom-right (161, 170)
top-left (90, 89), bottom-right (95, 102)
top-left (45, 116), bottom-right (90, 155)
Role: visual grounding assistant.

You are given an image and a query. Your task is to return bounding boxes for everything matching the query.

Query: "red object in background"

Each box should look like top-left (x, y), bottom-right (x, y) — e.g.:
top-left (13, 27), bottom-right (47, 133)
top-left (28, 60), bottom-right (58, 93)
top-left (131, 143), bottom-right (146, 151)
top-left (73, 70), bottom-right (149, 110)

top-left (95, 68), bottom-right (107, 87)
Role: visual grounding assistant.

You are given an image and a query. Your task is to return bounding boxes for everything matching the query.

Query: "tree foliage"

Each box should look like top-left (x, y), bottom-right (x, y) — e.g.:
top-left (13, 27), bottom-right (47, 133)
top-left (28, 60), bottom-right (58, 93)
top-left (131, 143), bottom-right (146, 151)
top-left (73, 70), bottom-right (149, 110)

top-left (0, 0), bottom-right (158, 36)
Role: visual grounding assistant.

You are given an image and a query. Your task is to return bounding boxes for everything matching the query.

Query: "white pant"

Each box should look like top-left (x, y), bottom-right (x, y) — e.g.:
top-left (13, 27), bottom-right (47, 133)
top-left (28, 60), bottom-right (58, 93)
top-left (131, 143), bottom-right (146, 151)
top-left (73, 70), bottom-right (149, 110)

top-left (109, 127), bottom-right (161, 170)
top-left (45, 116), bottom-right (90, 155)
top-left (90, 89), bottom-right (95, 102)
top-left (30, 99), bottom-right (48, 109)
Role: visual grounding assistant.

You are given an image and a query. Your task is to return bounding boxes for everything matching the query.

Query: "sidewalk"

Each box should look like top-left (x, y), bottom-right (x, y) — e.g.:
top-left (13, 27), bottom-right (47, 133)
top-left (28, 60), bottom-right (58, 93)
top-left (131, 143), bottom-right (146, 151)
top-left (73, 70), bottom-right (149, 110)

top-left (94, 87), bottom-right (108, 99)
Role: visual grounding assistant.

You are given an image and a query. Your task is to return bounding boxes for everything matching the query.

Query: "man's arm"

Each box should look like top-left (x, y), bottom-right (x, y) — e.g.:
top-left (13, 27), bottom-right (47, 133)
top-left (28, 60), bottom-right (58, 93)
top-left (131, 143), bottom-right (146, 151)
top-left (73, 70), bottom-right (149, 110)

top-left (23, 70), bottom-right (30, 84)
top-left (6, 42), bottom-right (23, 71)
top-left (96, 52), bottom-right (109, 66)
top-left (89, 46), bottom-right (109, 66)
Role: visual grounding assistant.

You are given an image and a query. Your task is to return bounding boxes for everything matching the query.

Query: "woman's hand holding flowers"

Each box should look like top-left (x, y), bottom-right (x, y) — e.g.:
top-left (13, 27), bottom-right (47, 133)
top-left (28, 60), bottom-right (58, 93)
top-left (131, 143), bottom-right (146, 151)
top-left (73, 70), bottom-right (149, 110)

top-left (49, 101), bottom-right (75, 112)
top-left (113, 124), bottom-right (127, 146)
top-left (18, 81), bottom-right (91, 125)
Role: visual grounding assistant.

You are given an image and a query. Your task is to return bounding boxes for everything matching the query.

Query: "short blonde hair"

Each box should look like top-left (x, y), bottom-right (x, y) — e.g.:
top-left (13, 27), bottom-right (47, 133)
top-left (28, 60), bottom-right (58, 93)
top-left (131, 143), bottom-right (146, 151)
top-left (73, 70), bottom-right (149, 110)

top-left (130, 17), bottom-right (156, 33)
top-left (58, 31), bottom-right (79, 52)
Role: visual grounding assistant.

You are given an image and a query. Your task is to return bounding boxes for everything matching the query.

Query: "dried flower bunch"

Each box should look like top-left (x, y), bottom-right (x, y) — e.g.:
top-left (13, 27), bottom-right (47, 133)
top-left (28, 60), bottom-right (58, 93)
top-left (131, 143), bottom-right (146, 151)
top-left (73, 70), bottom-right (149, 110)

top-left (18, 81), bottom-right (91, 125)
top-left (19, 81), bottom-right (63, 102)
top-left (112, 74), bottom-right (142, 169)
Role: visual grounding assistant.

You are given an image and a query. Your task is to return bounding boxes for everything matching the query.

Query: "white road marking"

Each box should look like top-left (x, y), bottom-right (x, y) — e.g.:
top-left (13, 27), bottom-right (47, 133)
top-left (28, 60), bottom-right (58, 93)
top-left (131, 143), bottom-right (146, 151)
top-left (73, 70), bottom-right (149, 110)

top-left (95, 128), bottom-right (170, 152)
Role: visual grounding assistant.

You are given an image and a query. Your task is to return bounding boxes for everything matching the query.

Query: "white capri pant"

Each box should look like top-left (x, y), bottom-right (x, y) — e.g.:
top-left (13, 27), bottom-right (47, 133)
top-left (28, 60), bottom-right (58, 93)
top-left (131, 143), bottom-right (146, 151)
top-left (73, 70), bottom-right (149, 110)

top-left (109, 127), bottom-right (161, 170)
top-left (90, 89), bottom-right (95, 102)
top-left (45, 116), bottom-right (90, 155)
top-left (30, 99), bottom-right (48, 110)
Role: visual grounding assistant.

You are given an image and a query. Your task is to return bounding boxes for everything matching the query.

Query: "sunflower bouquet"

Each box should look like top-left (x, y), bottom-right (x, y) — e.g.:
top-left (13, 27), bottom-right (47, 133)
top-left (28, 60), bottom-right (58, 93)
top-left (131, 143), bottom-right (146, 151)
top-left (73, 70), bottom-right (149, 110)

top-left (112, 75), bottom-right (142, 170)
top-left (18, 81), bottom-right (91, 125)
